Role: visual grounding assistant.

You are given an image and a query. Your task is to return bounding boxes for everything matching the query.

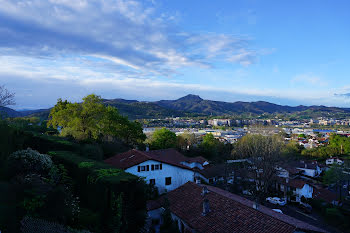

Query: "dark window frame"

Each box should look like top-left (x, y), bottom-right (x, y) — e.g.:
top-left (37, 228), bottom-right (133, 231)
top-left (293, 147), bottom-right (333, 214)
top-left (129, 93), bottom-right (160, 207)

top-left (165, 177), bottom-right (171, 185)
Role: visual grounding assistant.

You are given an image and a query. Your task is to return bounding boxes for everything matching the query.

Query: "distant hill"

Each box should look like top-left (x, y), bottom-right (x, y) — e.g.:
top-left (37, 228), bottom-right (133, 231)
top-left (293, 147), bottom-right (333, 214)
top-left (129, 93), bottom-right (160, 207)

top-left (4, 94), bottom-right (350, 120)
top-left (156, 94), bottom-right (350, 116)
top-left (0, 106), bottom-right (23, 118)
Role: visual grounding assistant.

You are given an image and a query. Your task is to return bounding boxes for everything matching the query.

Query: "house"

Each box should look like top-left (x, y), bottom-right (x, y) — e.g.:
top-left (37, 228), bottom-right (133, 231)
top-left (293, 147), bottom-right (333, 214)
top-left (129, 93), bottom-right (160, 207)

top-left (195, 163), bottom-right (234, 184)
top-left (284, 179), bottom-right (314, 203)
top-left (312, 187), bottom-right (338, 205)
top-left (293, 160), bottom-right (323, 177)
top-left (326, 157), bottom-right (344, 166)
top-left (147, 182), bottom-right (325, 233)
top-left (105, 148), bottom-right (208, 193)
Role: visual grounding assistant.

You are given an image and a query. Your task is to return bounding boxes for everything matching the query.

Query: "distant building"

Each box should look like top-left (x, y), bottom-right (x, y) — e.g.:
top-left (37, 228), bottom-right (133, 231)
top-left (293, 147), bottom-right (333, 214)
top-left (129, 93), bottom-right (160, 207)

top-left (326, 157), bottom-right (344, 166)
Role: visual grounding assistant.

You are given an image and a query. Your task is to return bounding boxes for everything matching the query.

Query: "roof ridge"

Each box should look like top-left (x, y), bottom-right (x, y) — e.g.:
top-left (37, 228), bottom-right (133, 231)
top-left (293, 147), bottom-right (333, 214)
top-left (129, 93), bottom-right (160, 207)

top-left (203, 183), bottom-right (326, 233)
top-left (132, 149), bottom-right (153, 159)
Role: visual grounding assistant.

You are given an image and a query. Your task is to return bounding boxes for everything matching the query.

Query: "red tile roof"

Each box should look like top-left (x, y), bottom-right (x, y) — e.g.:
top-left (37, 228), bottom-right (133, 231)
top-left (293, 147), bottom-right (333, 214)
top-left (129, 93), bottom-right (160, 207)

top-left (313, 188), bottom-right (337, 204)
top-left (155, 182), bottom-right (325, 233)
top-left (104, 149), bottom-right (149, 169)
top-left (288, 179), bottom-right (307, 189)
top-left (105, 148), bottom-right (206, 170)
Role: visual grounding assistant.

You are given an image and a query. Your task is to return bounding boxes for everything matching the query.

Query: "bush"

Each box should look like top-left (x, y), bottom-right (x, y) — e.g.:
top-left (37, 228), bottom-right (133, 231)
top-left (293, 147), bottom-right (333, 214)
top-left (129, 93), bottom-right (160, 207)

top-left (7, 148), bottom-right (53, 177)
top-left (49, 151), bottom-right (147, 233)
top-left (79, 144), bottom-right (104, 161)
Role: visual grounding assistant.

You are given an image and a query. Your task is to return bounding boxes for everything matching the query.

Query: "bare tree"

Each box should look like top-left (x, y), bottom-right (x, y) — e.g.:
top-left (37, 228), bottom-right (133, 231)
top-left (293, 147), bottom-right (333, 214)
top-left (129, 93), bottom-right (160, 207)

top-left (233, 134), bottom-right (283, 203)
top-left (0, 85), bottom-right (15, 107)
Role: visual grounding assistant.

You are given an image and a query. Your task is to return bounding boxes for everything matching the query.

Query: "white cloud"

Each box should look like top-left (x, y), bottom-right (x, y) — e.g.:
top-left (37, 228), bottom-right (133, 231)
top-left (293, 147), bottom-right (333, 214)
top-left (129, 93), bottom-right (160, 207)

top-left (291, 73), bottom-right (328, 87)
top-left (0, 0), bottom-right (263, 77)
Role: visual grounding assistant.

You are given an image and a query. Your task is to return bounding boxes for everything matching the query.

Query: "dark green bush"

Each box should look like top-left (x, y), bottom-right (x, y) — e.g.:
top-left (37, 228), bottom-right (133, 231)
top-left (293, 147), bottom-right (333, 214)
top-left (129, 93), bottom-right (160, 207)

top-left (49, 151), bottom-right (147, 233)
top-left (79, 144), bottom-right (104, 161)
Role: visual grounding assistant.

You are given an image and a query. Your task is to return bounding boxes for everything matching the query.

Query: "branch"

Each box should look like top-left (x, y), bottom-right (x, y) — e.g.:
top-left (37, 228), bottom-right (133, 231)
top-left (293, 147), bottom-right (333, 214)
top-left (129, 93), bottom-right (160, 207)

top-left (0, 85), bottom-right (15, 107)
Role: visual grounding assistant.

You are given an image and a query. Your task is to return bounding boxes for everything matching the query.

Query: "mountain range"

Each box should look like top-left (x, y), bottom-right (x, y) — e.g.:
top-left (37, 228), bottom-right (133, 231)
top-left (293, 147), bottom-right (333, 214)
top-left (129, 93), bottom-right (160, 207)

top-left (2, 94), bottom-right (350, 120)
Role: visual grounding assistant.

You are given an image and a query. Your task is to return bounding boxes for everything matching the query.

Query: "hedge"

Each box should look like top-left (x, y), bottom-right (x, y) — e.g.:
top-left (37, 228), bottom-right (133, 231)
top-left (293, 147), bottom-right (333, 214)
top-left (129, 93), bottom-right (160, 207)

top-left (48, 151), bottom-right (147, 233)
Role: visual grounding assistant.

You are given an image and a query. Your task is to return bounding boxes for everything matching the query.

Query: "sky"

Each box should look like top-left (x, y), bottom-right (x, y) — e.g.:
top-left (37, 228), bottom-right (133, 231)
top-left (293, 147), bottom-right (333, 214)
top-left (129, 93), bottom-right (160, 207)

top-left (0, 0), bottom-right (350, 109)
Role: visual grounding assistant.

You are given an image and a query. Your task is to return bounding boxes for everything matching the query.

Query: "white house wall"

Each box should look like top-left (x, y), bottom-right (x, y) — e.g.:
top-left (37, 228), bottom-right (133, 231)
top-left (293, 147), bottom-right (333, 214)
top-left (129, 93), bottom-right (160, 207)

top-left (126, 160), bottom-right (196, 193)
top-left (296, 184), bottom-right (313, 200)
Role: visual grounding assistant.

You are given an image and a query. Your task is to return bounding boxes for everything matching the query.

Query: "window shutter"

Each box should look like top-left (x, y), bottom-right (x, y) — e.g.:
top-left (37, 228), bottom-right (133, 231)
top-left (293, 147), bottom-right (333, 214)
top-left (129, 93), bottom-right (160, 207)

top-left (160, 164), bottom-right (162, 170)
top-left (151, 165), bottom-right (154, 170)
top-left (138, 166), bottom-right (140, 172)
top-left (146, 165), bottom-right (149, 171)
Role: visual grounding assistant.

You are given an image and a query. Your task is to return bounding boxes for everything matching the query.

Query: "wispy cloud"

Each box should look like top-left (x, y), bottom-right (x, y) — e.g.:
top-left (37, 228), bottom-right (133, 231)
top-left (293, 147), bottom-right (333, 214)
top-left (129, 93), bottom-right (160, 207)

top-left (0, 0), bottom-right (261, 78)
top-left (291, 73), bottom-right (328, 87)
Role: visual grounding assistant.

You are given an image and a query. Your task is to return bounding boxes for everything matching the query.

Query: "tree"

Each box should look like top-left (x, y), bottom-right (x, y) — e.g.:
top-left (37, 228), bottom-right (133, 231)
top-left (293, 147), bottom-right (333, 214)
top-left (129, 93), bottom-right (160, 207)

top-left (149, 128), bottom-right (177, 150)
top-left (177, 131), bottom-right (197, 151)
top-left (0, 85), bottom-right (15, 107)
top-left (199, 133), bottom-right (228, 161)
top-left (233, 134), bottom-right (283, 202)
top-left (328, 134), bottom-right (350, 155)
top-left (47, 94), bottom-right (146, 145)
top-left (282, 142), bottom-right (303, 158)
top-left (323, 165), bottom-right (346, 201)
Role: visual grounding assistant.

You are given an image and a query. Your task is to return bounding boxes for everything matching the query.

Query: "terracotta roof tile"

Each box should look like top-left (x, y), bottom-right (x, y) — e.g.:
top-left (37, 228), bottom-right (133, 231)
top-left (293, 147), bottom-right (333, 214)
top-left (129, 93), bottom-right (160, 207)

top-left (105, 148), bottom-right (206, 170)
top-left (159, 182), bottom-right (326, 233)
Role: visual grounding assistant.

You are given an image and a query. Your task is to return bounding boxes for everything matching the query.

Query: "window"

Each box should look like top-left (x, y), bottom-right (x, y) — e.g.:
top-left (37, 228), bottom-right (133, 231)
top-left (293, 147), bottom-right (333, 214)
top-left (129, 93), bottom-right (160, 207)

top-left (165, 177), bottom-right (171, 185)
top-left (151, 164), bottom-right (161, 171)
top-left (150, 179), bottom-right (155, 185)
top-left (138, 165), bottom-right (149, 172)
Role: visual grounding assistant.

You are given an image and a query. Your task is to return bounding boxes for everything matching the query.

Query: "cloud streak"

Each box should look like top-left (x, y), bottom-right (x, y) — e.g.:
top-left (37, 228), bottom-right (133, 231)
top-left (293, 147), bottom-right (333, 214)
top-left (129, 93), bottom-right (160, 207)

top-left (0, 0), bottom-right (260, 77)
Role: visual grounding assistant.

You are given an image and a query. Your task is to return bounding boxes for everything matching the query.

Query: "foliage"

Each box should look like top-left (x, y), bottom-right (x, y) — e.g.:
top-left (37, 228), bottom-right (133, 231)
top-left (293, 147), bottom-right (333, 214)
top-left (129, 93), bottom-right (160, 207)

top-left (328, 133), bottom-right (350, 155)
top-left (49, 151), bottom-right (147, 233)
top-left (78, 162), bottom-right (95, 169)
top-left (282, 142), bottom-right (304, 158)
top-left (0, 85), bottom-right (15, 107)
top-left (47, 95), bottom-right (146, 146)
top-left (177, 132), bottom-right (197, 151)
top-left (160, 198), bottom-right (180, 233)
top-left (80, 144), bottom-right (104, 161)
top-left (87, 169), bottom-right (123, 184)
top-left (233, 134), bottom-right (284, 202)
top-left (7, 148), bottom-right (54, 177)
top-left (199, 133), bottom-right (230, 161)
top-left (149, 128), bottom-right (177, 150)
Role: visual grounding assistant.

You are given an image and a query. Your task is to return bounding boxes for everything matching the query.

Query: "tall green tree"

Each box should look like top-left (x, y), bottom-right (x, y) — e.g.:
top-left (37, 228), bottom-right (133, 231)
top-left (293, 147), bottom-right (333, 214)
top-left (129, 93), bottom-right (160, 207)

top-left (149, 128), bottom-right (177, 150)
top-left (47, 94), bottom-right (146, 145)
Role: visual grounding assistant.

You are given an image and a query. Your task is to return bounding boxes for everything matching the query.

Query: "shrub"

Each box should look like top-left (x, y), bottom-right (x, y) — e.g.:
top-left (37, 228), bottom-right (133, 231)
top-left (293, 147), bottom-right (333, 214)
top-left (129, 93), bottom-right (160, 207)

top-left (49, 151), bottom-right (147, 233)
top-left (7, 148), bottom-right (53, 177)
top-left (79, 144), bottom-right (104, 161)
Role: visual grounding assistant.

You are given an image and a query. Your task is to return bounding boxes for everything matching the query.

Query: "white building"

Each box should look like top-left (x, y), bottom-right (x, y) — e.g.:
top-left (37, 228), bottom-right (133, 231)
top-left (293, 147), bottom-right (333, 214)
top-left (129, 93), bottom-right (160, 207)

top-left (326, 157), bottom-right (344, 166)
top-left (105, 149), bottom-right (208, 193)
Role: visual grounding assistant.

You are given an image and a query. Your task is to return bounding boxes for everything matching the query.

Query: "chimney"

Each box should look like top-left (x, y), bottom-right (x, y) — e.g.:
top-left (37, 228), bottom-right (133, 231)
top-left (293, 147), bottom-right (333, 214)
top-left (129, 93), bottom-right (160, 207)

top-left (195, 177), bottom-right (201, 184)
top-left (202, 199), bottom-right (210, 216)
top-left (201, 186), bottom-right (209, 196)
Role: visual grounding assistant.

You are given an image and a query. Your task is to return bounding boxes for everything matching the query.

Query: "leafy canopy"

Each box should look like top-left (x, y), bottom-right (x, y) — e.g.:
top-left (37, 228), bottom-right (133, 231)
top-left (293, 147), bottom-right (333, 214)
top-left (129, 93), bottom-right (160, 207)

top-left (47, 94), bottom-right (146, 145)
top-left (149, 128), bottom-right (177, 150)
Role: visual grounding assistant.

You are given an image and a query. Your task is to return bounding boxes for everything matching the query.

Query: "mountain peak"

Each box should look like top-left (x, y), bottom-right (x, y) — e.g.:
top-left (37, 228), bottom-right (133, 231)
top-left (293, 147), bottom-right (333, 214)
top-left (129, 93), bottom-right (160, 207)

top-left (178, 94), bottom-right (203, 101)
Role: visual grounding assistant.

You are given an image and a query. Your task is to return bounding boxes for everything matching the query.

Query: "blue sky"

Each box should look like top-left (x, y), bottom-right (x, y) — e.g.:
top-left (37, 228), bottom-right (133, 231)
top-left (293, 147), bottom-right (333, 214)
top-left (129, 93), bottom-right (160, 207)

top-left (0, 0), bottom-right (349, 109)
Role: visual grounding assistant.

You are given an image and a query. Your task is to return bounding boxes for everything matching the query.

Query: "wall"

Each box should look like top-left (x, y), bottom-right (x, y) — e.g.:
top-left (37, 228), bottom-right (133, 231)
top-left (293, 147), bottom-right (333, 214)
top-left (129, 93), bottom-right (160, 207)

top-left (296, 184), bottom-right (313, 201)
top-left (126, 160), bottom-right (196, 193)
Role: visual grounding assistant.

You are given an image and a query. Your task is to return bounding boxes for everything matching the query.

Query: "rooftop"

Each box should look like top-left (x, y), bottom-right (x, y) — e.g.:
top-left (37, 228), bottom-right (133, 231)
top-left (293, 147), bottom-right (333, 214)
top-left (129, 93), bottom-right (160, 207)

top-left (150, 182), bottom-right (325, 233)
top-left (105, 148), bottom-right (207, 170)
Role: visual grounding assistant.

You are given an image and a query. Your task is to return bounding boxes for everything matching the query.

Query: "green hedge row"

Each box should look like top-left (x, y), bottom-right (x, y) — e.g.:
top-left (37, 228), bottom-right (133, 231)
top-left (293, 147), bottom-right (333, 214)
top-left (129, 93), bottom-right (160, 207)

top-left (49, 151), bottom-right (147, 233)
